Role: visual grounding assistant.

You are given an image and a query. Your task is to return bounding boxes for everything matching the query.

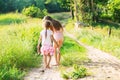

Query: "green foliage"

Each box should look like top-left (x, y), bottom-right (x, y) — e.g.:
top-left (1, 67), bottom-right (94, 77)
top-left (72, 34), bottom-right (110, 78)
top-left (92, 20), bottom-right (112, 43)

top-left (57, 0), bottom-right (70, 9)
top-left (22, 6), bottom-right (48, 18)
top-left (61, 64), bottom-right (88, 79)
top-left (0, 13), bottom-right (26, 26)
top-left (65, 22), bottom-right (120, 59)
top-left (113, 7), bottom-right (120, 23)
top-left (0, 66), bottom-right (25, 80)
top-left (45, 0), bottom-right (69, 13)
top-left (65, 20), bottom-right (74, 31)
top-left (77, 29), bottom-right (120, 59)
top-left (0, 0), bottom-right (44, 13)
top-left (0, 0), bottom-right (69, 13)
top-left (61, 37), bottom-right (89, 66)
top-left (0, 13), bottom-right (42, 79)
top-left (107, 0), bottom-right (120, 22)
top-left (34, 0), bottom-right (45, 10)
top-left (0, 25), bottom-right (42, 68)
top-left (61, 72), bottom-right (69, 79)
top-left (71, 64), bottom-right (88, 79)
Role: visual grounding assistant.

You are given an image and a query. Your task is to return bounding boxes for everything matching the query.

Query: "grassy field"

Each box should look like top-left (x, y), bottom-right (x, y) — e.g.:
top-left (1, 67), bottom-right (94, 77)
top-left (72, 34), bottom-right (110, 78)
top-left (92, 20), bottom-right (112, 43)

top-left (61, 36), bottom-right (89, 66)
top-left (65, 20), bottom-right (120, 59)
top-left (0, 13), bottom-right (43, 80)
top-left (1, 12), bottom-right (119, 79)
top-left (0, 13), bottom-right (89, 79)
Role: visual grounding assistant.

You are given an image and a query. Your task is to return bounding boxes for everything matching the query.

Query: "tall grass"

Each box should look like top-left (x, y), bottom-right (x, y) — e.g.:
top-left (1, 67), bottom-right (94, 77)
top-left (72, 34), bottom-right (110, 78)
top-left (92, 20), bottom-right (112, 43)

top-left (0, 12), bottom-right (90, 79)
top-left (65, 20), bottom-right (120, 59)
top-left (0, 13), bottom-right (42, 79)
top-left (61, 37), bottom-right (89, 66)
top-left (0, 13), bottom-right (27, 26)
top-left (60, 37), bottom-right (90, 79)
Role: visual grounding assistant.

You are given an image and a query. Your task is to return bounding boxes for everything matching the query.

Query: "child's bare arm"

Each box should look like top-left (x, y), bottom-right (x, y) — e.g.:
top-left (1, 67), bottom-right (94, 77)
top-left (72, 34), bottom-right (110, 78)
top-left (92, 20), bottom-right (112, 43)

top-left (37, 35), bottom-right (42, 54)
top-left (50, 35), bottom-right (59, 47)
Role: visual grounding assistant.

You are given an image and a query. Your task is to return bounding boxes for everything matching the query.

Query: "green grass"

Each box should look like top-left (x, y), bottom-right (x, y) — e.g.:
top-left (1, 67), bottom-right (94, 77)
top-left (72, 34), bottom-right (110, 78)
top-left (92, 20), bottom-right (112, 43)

top-left (0, 13), bottom-right (42, 79)
top-left (61, 64), bottom-right (90, 79)
top-left (60, 36), bottom-right (90, 79)
top-left (0, 13), bottom-right (27, 26)
top-left (61, 36), bottom-right (89, 66)
top-left (65, 20), bottom-right (120, 59)
top-left (0, 12), bottom-right (89, 79)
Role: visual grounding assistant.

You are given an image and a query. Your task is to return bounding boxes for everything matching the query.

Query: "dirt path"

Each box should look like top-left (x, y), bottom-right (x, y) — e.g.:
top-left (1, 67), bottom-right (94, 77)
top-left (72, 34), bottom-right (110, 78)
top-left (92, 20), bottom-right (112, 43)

top-left (24, 57), bottom-right (63, 80)
top-left (24, 32), bottom-right (120, 80)
top-left (66, 32), bottom-right (120, 80)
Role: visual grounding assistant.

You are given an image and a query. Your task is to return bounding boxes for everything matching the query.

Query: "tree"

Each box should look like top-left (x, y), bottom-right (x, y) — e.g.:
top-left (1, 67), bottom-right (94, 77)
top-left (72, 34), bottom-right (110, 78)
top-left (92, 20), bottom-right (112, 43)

top-left (34, 0), bottom-right (45, 10)
top-left (0, 0), bottom-right (5, 12)
top-left (107, 0), bottom-right (120, 22)
top-left (57, 0), bottom-right (75, 19)
top-left (44, 0), bottom-right (69, 12)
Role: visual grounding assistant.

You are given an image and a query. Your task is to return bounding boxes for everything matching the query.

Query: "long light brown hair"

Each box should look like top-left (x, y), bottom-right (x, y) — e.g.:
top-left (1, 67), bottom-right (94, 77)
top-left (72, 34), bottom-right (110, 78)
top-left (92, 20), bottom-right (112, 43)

top-left (42, 20), bottom-right (53, 38)
top-left (43, 16), bottom-right (63, 31)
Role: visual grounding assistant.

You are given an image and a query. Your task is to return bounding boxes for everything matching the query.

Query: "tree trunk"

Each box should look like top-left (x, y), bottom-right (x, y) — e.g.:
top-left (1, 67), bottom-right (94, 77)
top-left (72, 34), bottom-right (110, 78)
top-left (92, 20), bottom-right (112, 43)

top-left (71, 7), bottom-right (74, 20)
top-left (74, 0), bottom-right (79, 22)
top-left (108, 27), bottom-right (112, 37)
top-left (91, 0), bottom-right (95, 22)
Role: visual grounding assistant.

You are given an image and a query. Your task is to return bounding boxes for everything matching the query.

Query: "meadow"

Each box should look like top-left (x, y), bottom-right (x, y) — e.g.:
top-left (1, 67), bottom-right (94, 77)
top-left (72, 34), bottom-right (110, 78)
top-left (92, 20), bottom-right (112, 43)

top-left (0, 13), bottom-right (89, 79)
top-left (1, 12), bottom-right (119, 79)
top-left (65, 20), bottom-right (120, 59)
top-left (0, 13), bottom-right (43, 80)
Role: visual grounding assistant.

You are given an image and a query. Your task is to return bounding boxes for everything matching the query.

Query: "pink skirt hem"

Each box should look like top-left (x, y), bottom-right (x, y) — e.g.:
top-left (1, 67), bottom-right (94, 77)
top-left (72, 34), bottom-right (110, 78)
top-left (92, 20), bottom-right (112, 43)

top-left (41, 45), bottom-right (54, 55)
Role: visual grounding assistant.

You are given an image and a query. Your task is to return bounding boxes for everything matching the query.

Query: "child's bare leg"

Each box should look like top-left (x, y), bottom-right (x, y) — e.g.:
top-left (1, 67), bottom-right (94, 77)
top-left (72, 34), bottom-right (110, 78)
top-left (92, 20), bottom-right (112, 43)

top-left (47, 53), bottom-right (51, 68)
top-left (54, 47), bottom-right (58, 65)
top-left (57, 53), bottom-right (61, 65)
top-left (43, 54), bottom-right (47, 69)
top-left (57, 40), bottom-right (63, 65)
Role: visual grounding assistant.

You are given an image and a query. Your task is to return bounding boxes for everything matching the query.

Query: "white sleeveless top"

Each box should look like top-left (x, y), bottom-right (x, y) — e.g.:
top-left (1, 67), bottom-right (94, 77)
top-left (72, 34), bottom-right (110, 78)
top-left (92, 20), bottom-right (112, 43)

top-left (40, 30), bottom-right (53, 45)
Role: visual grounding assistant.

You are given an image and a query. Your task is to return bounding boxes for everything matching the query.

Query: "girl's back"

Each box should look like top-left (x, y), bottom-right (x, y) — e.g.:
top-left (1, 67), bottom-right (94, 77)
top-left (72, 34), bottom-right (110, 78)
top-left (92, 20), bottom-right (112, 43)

top-left (40, 29), bottom-right (53, 46)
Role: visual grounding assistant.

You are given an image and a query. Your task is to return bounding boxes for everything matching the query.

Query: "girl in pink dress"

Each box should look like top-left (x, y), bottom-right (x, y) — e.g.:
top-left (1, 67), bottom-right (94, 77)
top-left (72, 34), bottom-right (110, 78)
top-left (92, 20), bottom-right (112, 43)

top-left (42, 16), bottom-right (64, 66)
top-left (37, 20), bottom-right (59, 69)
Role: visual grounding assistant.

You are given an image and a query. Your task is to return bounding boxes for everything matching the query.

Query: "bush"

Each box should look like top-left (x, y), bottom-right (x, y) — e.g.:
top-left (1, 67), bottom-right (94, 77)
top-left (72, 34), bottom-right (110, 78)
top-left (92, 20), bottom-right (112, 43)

top-left (0, 26), bottom-right (42, 69)
top-left (113, 7), bottom-right (120, 23)
top-left (0, 22), bottom-right (42, 79)
top-left (61, 64), bottom-right (89, 79)
top-left (0, 65), bottom-right (25, 80)
top-left (22, 6), bottom-right (47, 18)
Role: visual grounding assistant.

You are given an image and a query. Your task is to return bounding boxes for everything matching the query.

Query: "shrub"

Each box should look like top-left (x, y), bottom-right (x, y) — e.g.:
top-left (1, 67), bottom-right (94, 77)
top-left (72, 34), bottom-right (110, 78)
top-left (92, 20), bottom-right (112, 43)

top-left (0, 26), bottom-right (42, 69)
top-left (71, 64), bottom-right (88, 79)
top-left (22, 6), bottom-right (47, 18)
top-left (0, 22), bottom-right (42, 79)
top-left (0, 65), bottom-right (25, 80)
top-left (61, 64), bottom-right (89, 79)
top-left (113, 7), bottom-right (120, 23)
